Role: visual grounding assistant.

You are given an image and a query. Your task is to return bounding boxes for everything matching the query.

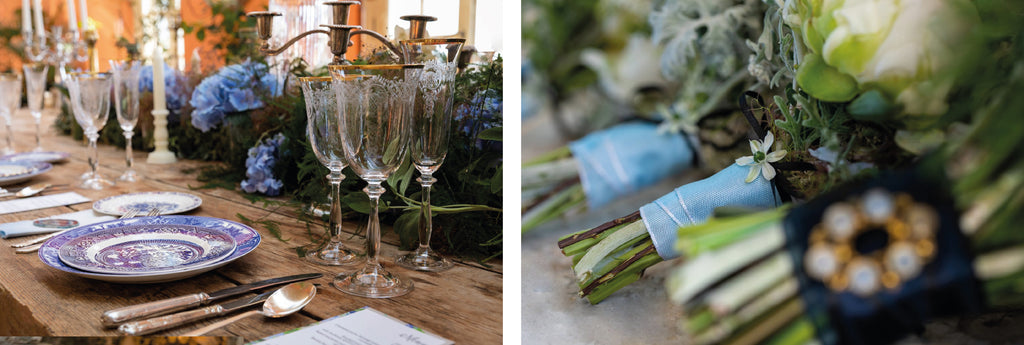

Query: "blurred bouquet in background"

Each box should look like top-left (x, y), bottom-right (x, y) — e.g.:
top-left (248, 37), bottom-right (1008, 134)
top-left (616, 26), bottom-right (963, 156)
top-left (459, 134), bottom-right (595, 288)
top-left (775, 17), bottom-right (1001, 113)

top-left (543, 0), bottom-right (1024, 343)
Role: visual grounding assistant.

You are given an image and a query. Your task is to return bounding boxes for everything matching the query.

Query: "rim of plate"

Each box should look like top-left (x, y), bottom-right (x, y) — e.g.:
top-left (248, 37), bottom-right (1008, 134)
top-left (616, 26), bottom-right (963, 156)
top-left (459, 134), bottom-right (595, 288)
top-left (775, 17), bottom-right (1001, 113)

top-left (0, 161), bottom-right (52, 186)
top-left (93, 191), bottom-right (203, 216)
top-left (37, 215), bottom-right (261, 284)
top-left (0, 151), bottom-right (71, 163)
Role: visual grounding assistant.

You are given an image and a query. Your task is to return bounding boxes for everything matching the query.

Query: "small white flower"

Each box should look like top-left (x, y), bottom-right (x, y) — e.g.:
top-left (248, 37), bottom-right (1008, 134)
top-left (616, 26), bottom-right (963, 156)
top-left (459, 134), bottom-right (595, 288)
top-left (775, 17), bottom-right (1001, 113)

top-left (735, 131), bottom-right (787, 183)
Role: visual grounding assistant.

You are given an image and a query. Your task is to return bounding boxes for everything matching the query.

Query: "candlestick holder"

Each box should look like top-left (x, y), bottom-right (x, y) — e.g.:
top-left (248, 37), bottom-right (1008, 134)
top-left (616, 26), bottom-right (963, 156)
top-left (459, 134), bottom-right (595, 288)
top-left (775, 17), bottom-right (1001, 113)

top-left (247, 1), bottom-right (433, 65)
top-left (84, 29), bottom-right (99, 72)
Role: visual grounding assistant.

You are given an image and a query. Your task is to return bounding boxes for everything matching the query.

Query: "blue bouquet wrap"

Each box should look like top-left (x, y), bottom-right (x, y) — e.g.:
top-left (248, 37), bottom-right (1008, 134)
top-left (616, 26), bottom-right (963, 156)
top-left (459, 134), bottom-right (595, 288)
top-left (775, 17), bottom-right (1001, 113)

top-left (640, 164), bottom-right (780, 259)
top-left (569, 122), bottom-right (694, 208)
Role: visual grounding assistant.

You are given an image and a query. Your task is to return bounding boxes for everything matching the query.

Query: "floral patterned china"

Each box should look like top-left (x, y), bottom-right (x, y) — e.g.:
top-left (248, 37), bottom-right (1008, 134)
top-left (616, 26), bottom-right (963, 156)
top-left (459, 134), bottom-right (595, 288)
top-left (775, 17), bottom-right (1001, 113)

top-left (38, 216), bottom-right (260, 284)
top-left (0, 161), bottom-right (52, 186)
top-left (92, 191), bottom-right (203, 216)
top-left (58, 224), bottom-right (236, 275)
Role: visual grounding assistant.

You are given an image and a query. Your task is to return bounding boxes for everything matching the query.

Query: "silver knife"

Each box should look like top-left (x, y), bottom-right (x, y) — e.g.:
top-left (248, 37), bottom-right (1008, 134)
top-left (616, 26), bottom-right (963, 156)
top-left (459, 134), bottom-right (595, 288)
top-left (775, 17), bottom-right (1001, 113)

top-left (101, 273), bottom-right (322, 327)
top-left (117, 290), bottom-right (275, 335)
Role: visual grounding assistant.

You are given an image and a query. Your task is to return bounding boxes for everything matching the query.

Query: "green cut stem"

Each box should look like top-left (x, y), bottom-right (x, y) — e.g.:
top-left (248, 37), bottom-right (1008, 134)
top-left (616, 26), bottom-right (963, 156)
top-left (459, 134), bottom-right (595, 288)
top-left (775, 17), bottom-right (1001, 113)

top-left (523, 145), bottom-right (572, 167)
top-left (522, 184), bottom-right (585, 233)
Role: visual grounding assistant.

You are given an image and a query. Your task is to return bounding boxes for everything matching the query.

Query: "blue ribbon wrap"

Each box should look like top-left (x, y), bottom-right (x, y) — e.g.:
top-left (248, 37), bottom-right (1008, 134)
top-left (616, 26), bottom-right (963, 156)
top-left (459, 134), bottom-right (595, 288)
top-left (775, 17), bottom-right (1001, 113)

top-left (639, 164), bottom-right (781, 260)
top-left (568, 122), bottom-right (695, 209)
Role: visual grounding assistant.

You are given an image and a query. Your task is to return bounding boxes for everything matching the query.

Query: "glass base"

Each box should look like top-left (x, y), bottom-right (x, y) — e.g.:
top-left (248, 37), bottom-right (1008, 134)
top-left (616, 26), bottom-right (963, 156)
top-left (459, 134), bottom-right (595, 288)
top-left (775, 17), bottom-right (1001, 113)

top-left (31, 146), bottom-right (44, 153)
top-left (79, 176), bottom-right (115, 190)
top-left (304, 241), bottom-right (361, 266)
top-left (118, 169), bottom-right (138, 182)
top-left (1, 147), bottom-right (13, 155)
top-left (79, 170), bottom-right (94, 181)
top-left (395, 249), bottom-right (453, 272)
top-left (332, 264), bottom-right (413, 298)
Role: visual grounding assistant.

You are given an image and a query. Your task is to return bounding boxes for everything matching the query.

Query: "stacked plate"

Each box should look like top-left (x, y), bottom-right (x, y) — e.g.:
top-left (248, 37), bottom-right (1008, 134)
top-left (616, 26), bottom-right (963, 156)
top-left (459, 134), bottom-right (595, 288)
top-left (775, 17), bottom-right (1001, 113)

top-left (0, 161), bottom-right (52, 186)
top-left (38, 192), bottom-right (261, 284)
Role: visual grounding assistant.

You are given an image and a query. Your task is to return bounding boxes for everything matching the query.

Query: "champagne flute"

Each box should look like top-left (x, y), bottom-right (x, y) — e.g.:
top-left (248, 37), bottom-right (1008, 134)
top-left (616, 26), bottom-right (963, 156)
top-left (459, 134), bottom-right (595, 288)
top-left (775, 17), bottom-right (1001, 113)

top-left (395, 38), bottom-right (466, 272)
top-left (299, 76), bottom-right (360, 266)
top-left (0, 73), bottom-right (22, 155)
top-left (329, 64), bottom-right (421, 298)
top-left (66, 72), bottom-right (114, 189)
top-left (109, 60), bottom-right (142, 182)
top-left (22, 63), bottom-right (48, 152)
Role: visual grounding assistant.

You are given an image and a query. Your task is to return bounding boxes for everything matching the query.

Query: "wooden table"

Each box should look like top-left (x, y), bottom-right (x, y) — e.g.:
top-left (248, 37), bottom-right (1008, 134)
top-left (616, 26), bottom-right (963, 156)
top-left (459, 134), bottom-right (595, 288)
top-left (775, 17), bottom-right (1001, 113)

top-left (0, 108), bottom-right (502, 344)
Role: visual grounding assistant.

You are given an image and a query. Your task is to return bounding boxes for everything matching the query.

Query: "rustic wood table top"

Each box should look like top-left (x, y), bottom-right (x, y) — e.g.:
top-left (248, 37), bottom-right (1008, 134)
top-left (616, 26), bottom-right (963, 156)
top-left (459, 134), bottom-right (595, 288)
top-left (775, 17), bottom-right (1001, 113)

top-left (0, 107), bottom-right (502, 344)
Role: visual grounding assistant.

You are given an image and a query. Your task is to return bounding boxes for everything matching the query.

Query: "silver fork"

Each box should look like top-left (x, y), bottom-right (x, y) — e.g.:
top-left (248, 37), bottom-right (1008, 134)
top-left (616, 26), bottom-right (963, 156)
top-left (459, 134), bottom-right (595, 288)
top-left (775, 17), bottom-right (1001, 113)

top-left (144, 207), bottom-right (163, 217)
top-left (13, 208), bottom-right (143, 253)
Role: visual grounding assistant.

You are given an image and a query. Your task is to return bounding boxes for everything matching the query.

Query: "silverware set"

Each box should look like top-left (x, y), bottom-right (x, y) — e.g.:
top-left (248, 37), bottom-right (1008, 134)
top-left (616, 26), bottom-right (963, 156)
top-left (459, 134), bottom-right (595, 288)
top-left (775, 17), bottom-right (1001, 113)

top-left (10, 206), bottom-right (163, 254)
top-left (102, 273), bottom-right (322, 335)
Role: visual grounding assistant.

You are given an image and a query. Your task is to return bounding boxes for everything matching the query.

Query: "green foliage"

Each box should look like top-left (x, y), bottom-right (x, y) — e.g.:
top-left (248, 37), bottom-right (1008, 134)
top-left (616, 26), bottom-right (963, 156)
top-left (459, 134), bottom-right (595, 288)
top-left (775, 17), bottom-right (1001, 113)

top-left (180, 0), bottom-right (261, 64)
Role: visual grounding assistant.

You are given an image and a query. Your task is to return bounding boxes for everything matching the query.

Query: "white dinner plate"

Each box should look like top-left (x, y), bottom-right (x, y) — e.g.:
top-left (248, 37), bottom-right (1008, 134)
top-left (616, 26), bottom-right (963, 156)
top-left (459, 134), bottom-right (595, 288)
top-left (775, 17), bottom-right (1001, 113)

top-left (0, 151), bottom-right (71, 163)
top-left (93, 191), bottom-right (203, 216)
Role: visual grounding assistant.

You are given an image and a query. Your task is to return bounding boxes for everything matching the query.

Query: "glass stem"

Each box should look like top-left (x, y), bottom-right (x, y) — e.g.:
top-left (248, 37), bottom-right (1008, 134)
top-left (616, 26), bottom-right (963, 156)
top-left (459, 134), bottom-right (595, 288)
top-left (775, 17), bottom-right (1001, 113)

top-left (5, 122), bottom-right (12, 152)
top-left (123, 131), bottom-right (133, 170)
top-left (33, 114), bottom-right (41, 150)
top-left (418, 174), bottom-right (437, 253)
top-left (328, 171), bottom-right (344, 242)
top-left (88, 137), bottom-right (99, 177)
top-left (365, 182), bottom-right (386, 267)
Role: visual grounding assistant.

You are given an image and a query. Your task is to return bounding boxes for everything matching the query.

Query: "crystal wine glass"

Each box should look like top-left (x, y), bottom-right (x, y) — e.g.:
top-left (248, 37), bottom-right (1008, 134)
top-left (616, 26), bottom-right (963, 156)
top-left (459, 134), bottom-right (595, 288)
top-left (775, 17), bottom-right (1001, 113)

top-left (329, 64), bottom-right (421, 298)
top-left (299, 76), bottom-right (360, 266)
top-left (394, 38), bottom-right (465, 272)
top-left (22, 63), bottom-right (48, 152)
top-left (66, 72), bottom-right (114, 189)
top-left (109, 60), bottom-right (142, 182)
top-left (0, 73), bottom-right (23, 155)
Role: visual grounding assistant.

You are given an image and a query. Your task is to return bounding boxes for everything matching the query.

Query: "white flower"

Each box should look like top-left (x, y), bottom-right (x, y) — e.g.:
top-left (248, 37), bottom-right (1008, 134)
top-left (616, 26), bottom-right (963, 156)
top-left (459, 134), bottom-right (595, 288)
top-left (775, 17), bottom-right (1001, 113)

top-left (735, 131), bottom-right (787, 183)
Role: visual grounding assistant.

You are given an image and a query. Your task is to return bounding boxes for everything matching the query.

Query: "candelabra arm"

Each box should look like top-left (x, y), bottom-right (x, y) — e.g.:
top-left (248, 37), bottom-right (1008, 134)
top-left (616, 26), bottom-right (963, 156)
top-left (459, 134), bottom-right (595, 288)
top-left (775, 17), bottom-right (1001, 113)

top-left (350, 30), bottom-right (403, 61)
top-left (259, 29), bottom-right (330, 56)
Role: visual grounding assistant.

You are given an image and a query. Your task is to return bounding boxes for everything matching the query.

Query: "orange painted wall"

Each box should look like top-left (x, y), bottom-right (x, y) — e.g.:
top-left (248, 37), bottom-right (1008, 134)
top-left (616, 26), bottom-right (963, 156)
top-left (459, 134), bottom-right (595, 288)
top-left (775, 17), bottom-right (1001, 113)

top-left (2, 0), bottom-right (363, 72)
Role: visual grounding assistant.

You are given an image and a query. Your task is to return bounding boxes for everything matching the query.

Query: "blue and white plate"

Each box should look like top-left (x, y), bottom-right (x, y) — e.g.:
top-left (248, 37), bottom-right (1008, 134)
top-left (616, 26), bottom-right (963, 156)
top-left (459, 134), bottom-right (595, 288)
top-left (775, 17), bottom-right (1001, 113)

top-left (0, 151), bottom-right (71, 163)
top-left (58, 224), bottom-right (237, 275)
top-left (39, 216), bottom-right (260, 284)
top-left (93, 191), bottom-right (203, 216)
top-left (0, 161), bottom-right (52, 186)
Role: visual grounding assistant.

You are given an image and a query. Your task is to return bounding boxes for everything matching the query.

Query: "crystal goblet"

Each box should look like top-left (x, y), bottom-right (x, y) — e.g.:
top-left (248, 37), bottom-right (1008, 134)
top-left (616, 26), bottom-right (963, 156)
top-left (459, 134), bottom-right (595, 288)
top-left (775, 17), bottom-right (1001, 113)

top-left (66, 72), bottom-right (114, 190)
top-left (299, 76), bottom-right (360, 266)
top-left (22, 63), bottom-right (48, 152)
top-left (394, 38), bottom-right (466, 272)
top-left (110, 60), bottom-right (142, 182)
top-left (0, 73), bottom-right (21, 155)
top-left (329, 64), bottom-right (421, 298)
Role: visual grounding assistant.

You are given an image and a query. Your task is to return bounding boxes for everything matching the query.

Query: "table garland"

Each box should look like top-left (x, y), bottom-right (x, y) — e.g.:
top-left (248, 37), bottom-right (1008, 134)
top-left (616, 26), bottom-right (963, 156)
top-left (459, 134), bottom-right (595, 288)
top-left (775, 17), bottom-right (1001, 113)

top-left (53, 50), bottom-right (504, 261)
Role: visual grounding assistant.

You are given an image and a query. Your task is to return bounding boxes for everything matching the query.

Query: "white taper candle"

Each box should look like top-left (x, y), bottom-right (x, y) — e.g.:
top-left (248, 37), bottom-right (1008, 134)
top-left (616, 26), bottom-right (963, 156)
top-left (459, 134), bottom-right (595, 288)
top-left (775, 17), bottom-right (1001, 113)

top-left (22, 0), bottom-right (31, 34)
top-left (66, 0), bottom-right (77, 34)
top-left (32, 0), bottom-right (44, 34)
top-left (78, 0), bottom-right (87, 31)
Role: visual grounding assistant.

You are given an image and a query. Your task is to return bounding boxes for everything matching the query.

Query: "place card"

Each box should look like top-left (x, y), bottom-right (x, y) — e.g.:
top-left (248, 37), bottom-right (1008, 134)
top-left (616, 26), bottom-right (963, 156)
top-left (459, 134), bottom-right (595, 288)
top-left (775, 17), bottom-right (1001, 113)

top-left (252, 307), bottom-right (454, 345)
top-left (0, 209), bottom-right (116, 238)
top-left (0, 192), bottom-right (91, 215)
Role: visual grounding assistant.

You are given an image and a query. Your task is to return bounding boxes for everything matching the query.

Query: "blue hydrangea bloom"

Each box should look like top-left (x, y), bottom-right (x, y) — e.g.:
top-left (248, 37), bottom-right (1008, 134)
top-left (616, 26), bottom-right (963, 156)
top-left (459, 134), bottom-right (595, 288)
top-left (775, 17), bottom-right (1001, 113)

top-left (455, 89), bottom-right (502, 151)
top-left (189, 60), bottom-right (280, 132)
top-left (240, 133), bottom-right (286, 196)
top-left (138, 65), bottom-right (188, 120)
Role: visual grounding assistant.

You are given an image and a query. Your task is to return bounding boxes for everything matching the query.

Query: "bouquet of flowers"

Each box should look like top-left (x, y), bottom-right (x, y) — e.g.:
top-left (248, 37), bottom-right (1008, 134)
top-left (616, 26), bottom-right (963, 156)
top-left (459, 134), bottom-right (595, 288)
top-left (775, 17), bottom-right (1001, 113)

top-left (556, 1), bottom-right (1024, 343)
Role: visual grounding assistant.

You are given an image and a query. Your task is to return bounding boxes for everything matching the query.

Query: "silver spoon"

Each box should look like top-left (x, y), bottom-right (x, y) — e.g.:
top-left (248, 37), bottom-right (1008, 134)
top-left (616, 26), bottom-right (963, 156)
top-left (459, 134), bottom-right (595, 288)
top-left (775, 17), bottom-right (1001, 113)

top-left (182, 281), bottom-right (317, 336)
top-left (0, 183), bottom-right (62, 198)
